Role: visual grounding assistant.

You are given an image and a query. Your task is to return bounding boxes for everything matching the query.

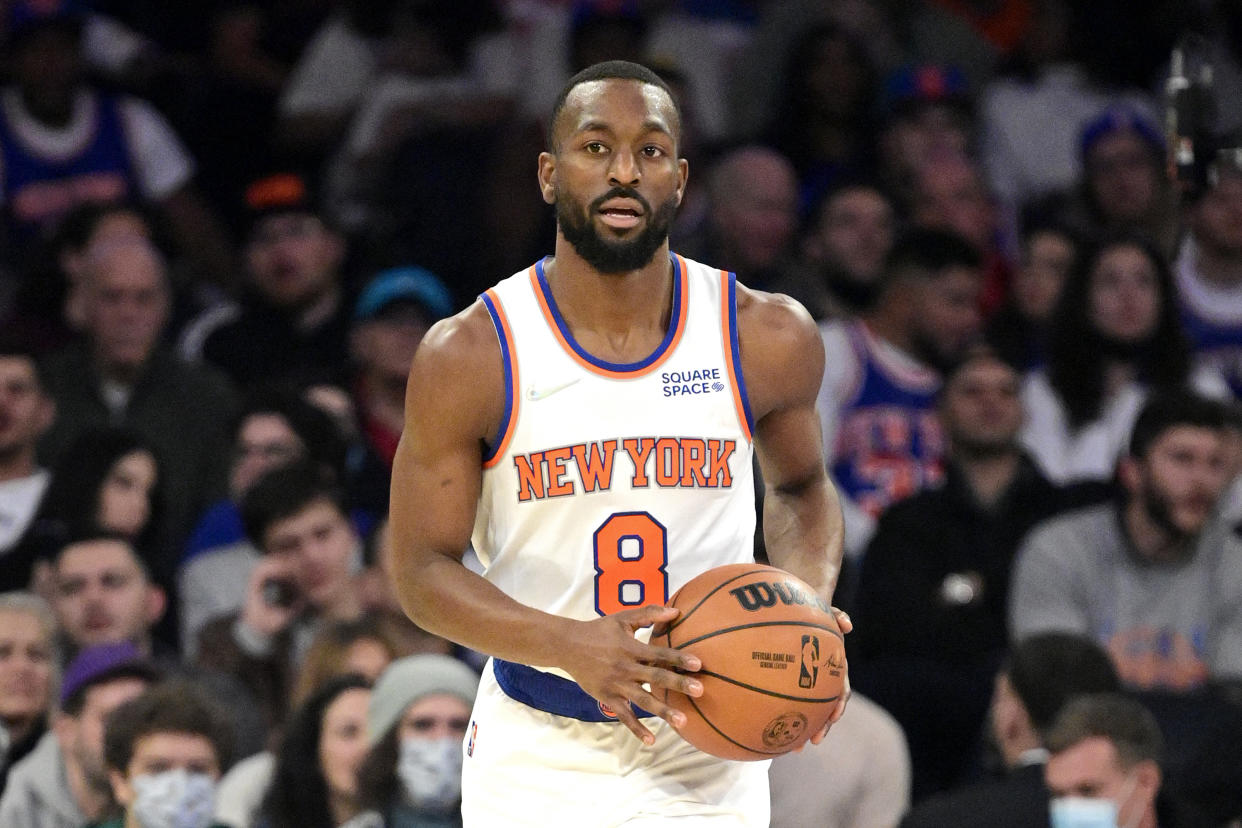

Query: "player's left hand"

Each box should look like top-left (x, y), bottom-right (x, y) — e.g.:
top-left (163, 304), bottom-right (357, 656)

top-left (808, 607), bottom-right (852, 746)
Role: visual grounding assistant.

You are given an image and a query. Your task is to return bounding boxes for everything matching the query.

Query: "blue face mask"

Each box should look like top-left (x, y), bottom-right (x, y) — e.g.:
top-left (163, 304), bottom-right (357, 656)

top-left (1050, 796), bottom-right (1118, 828)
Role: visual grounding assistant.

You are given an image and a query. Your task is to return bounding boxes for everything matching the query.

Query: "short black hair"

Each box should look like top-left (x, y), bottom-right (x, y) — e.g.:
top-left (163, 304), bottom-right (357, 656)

top-left (232, 387), bottom-right (348, 479)
top-left (1004, 632), bottom-right (1120, 738)
top-left (548, 60), bottom-right (680, 151)
top-left (0, 338), bottom-right (48, 389)
top-left (103, 680), bottom-right (234, 775)
top-left (1045, 693), bottom-right (1164, 769)
top-left (881, 227), bottom-right (982, 291)
top-left (61, 661), bottom-right (161, 717)
top-left (240, 461), bottom-right (348, 551)
top-left (1128, 391), bottom-right (1230, 459)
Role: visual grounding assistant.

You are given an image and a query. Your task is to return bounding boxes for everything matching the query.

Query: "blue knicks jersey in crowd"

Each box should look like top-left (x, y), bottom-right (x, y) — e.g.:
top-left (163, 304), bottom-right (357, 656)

top-left (831, 322), bottom-right (944, 519)
top-left (1180, 306), bottom-right (1242, 398)
top-left (0, 93), bottom-right (137, 243)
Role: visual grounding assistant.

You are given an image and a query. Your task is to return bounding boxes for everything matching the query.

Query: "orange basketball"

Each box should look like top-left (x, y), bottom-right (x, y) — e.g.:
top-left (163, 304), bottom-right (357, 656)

top-left (654, 563), bottom-right (845, 761)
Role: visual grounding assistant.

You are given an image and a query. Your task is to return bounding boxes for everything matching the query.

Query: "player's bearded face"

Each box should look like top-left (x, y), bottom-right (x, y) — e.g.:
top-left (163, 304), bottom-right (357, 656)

top-left (556, 185), bottom-right (679, 274)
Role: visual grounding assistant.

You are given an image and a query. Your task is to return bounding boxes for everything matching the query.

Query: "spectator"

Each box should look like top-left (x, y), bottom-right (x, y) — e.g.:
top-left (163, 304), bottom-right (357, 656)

top-left (875, 64), bottom-right (974, 211)
top-left (851, 348), bottom-right (1074, 797)
top-left (348, 654), bottom-right (480, 828)
top-left (1044, 694), bottom-right (1198, 828)
top-left (978, 0), bottom-right (1157, 219)
top-left (1020, 233), bottom-right (1224, 485)
top-left (1072, 107), bottom-right (1179, 254)
top-left (0, 0), bottom-right (233, 286)
top-left (14, 429), bottom-right (163, 599)
top-left (1175, 149), bottom-right (1242, 396)
top-left (0, 641), bottom-right (158, 828)
top-left (676, 145), bottom-right (800, 291)
top-left (38, 237), bottom-right (237, 571)
top-left (50, 534), bottom-right (168, 659)
top-left (768, 692), bottom-right (911, 828)
top-left (261, 674), bottom-right (372, 828)
top-left (764, 22), bottom-right (880, 212)
top-left (100, 680), bottom-right (234, 828)
top-left (901, 632), bottom-right (1121, 828)
top-left (817, 227), bottom-right (983, 556)
top-left (182, 173), bottom-right (352, 390)
top-left (195, 462), bottom-right (366, 733)
top-left (178, 389), bottom-right (346, 656)
top-left (0, 593), bottom-right (57, 795)
top-left (771, 179), bottom-right (896, 322)
top-left (1011, 392), bottom-right (1242, 692)
top-left (348, 267), bottom-right (453, 472)
top-left (984, 220), bottom-right (1079, 371)
top-left (275, 0), bottom-right (503, 165)
top-left (213, 618), bottom-right (405, 828)
top-left (0, 343), bottom-right (54, 591)
top-left (910, 150), bottom-right (1012, 313)
top-left (293, 617), bottom-right (400, 712)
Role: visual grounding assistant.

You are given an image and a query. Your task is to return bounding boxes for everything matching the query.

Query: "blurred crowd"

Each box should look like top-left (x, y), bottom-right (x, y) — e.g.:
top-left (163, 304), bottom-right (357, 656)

top-left (3, 0), bottom-right (1242, 826)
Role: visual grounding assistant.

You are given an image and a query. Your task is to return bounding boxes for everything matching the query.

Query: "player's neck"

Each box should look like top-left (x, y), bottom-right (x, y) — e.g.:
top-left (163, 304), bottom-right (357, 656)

top-left (544, 242), bottom-right (675, 344)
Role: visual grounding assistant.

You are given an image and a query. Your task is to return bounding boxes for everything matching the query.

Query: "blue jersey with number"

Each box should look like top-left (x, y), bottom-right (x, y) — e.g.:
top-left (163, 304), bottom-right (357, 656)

top-left (830, 321), bottom-right (944, 519)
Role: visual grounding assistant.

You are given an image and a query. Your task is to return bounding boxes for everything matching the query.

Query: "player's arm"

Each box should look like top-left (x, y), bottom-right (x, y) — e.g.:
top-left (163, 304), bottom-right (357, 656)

top-left (738, 287), bottom-right (845, 601)
top-left (388, 302), bottom-right (702, 743)
top-left (738, 287), bottom-right (850, 734)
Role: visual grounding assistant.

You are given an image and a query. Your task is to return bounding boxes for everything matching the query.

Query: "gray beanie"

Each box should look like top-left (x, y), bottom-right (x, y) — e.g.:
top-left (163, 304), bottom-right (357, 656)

top-left (367, 654), bottom-right (480, 746)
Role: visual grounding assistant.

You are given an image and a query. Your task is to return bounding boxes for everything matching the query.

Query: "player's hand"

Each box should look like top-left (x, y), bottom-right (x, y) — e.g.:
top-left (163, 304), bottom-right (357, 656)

top-left (557, 605), bottom-right (704, 746)
top-left (809, 607), bottom-right (852, 747)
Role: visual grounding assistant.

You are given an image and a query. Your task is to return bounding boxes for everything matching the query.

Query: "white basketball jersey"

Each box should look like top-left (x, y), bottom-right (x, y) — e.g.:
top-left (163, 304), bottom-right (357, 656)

top-left (473, 254), bottom-right (756, 629)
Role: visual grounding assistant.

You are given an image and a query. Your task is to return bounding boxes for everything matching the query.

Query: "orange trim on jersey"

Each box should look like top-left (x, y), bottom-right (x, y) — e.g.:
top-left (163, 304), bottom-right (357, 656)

top-left (528, 259), bottom-right (688, 379)
top-left (483, 288), bottom-right (520, 469)
top-left (720, 269), bottom-right (753, 442)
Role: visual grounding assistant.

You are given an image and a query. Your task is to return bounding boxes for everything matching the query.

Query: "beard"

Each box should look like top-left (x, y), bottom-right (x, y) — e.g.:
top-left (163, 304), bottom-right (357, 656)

top-left (1141, 478), bottom-right (1205, 545)
top-left (556, 186), bottom-right (679, 274)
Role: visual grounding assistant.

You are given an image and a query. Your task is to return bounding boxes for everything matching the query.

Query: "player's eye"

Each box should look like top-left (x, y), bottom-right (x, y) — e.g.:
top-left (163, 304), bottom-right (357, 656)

top-left (642, 145), bottom-right (664, 157)
top-left (585, 141), bottom-right (606, 154)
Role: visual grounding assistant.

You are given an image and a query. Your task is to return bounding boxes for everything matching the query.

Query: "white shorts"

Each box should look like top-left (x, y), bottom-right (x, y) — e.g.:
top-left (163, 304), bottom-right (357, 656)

top-left (461, 659), bottom-right (770, 827)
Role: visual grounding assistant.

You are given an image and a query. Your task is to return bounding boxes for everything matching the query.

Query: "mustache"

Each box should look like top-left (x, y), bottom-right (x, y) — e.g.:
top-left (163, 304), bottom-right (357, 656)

top-left (590, 187), bottom-right (651, 214)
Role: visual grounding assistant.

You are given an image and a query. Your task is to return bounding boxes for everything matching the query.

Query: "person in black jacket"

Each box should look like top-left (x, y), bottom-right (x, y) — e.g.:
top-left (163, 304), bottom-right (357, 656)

top-left (901, 632), bottom-right (1120, 828)
top-left (850, 347), bottom-right (1078, 799)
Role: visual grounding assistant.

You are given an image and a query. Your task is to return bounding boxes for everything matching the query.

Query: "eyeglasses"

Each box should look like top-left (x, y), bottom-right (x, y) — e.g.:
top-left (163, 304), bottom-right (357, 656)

top-left (232, 441), bottom-right (301, 464)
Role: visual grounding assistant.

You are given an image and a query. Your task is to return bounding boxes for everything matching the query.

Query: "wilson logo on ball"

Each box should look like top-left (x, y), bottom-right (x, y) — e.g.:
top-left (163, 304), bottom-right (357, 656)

top-left (728, 580), bottom-right (832, 613)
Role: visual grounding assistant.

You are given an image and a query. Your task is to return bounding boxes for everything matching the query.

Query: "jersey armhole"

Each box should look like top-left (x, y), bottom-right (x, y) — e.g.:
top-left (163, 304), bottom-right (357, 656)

top-left (481, 290), bottom-right (519, 467)
top-left (720, 270), bottom-right (755, 441)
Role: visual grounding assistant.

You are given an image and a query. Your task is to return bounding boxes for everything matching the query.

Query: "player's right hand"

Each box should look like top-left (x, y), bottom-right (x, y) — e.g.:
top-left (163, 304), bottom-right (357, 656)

top-left (557, 605), bottom-right (704, 745)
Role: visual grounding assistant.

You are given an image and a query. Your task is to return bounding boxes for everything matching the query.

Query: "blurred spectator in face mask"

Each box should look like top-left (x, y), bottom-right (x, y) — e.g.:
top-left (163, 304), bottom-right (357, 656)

top-left (101, 681), bottom-right (234, 828)
top-left (349, 654), bottom-right (479, 827)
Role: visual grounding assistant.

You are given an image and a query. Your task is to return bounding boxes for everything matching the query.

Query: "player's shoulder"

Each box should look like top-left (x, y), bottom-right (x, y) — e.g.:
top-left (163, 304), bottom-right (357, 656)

top-left (411, 299), bottom-right (503, 390)
top-left (735, 283), bottom-right (821, 358)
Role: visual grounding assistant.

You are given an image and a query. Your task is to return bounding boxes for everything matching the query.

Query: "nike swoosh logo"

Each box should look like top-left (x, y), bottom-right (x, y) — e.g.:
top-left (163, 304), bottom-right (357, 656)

top-left (526, 377), bottom-right (582, 401)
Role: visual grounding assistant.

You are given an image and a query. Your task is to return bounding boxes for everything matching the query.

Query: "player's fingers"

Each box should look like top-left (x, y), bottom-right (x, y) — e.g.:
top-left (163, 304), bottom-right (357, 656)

top-left (808, 722), bottom-right (831, 746)
top-left (610, 700), bottom-right (657, 745)
top-left (629, 687), bottom-right (689, 731)
top-left (642, 642), bottom-right (701, 674)
top-left (640, 664), bottom-right (703, 698)
top-left (831, 607), bottom-right (853, 634)
top-left (828, 676), bottom-right (851, 725)
top-left (617, 604), bottom-right (681, 631)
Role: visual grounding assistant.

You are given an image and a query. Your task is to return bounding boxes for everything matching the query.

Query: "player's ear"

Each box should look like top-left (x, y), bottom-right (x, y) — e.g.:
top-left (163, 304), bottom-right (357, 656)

top-left (675, 158), bottom-right (688, 206)
top-left (538, 152), bottom-right (557, 205)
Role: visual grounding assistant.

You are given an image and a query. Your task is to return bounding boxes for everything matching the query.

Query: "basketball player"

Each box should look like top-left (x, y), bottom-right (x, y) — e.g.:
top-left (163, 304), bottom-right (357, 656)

top-left (389, 61), bottom-right (847, 826)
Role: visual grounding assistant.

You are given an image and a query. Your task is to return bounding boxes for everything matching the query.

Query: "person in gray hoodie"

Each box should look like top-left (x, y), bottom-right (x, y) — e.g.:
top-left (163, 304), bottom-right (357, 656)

top-left (0, 642), bottom-right (158, 828)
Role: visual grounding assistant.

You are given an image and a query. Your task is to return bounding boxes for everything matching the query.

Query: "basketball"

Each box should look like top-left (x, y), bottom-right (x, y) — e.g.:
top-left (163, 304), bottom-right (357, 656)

top-left (654, 563), bottom-right (845, 761)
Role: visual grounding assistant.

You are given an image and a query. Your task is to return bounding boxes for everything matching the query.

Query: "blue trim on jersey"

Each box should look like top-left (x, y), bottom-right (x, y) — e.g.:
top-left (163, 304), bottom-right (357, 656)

top-left (727, 272), bottom-right (755, 435)
top-left (481, 293), bottom-right (513, 464)
top-left (534, 255), bottom-right (683, 373)
top-left (493, 659), bottom-right (653, 721)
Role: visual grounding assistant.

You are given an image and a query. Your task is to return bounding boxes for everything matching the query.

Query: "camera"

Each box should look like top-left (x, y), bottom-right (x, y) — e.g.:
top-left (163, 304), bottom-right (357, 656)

top-left (261, 577), bottom-right (299, 608)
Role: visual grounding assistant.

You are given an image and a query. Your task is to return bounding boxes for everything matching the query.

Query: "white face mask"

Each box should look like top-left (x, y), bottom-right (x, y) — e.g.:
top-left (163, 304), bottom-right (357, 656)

top-left (130, 769), bottom-right (216, 828)
top-left (1050, 796), bottom-right (1118, 828)
top-left (397, 736), bottom-right (463, 811)
top-left (1050, 773), bottom-right (1140, 828)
